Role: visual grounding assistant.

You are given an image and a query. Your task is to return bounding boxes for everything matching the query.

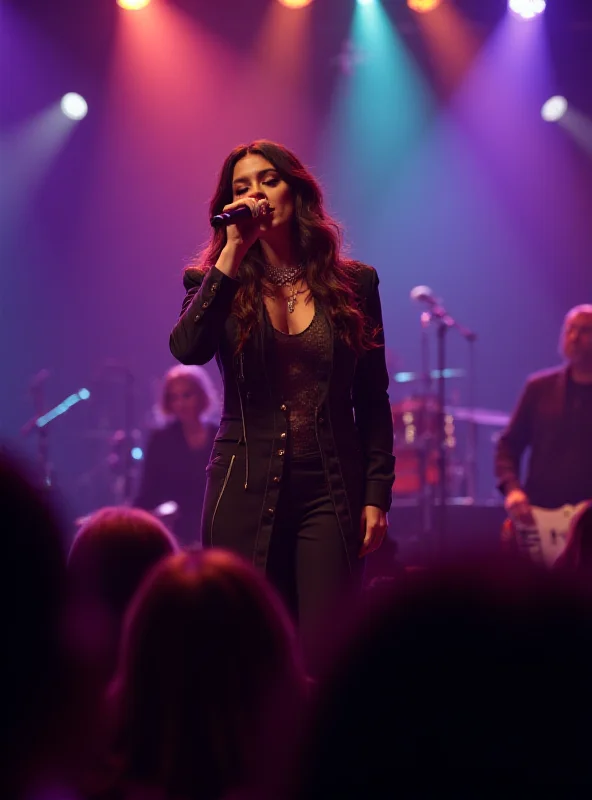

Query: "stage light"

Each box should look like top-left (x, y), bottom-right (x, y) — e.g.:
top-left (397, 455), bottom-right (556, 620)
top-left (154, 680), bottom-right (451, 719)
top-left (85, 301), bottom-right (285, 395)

top-left (508, 0), bottom-right (546, 20)
top-left (277, 0), bottom-right (313, 8)
top-left (155, 501), bottom-right (179, 518)
top-left (541, 95), bottom-right (567, 122)
top-left (117, 0), bottom-right (151, 10)
top-left (357, 0), bottom-right (375, 6)
top-left (408, 0), bottom-right (442, 12)
top-left (60, 93), bottom-right (88, 120)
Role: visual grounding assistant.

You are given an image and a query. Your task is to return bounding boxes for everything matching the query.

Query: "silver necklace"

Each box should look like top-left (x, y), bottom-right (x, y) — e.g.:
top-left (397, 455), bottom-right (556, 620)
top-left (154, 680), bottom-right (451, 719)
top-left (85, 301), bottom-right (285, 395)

top-left (265, 264), bottom-right (306, 314)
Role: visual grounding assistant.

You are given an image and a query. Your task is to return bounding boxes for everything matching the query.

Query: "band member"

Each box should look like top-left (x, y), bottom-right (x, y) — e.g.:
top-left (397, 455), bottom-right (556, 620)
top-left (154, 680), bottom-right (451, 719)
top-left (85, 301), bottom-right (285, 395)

top-left (135, 365), bottom-right (217, 546)
top-left (169, 140), bottom-right (394, 649)
top-left (495, 304), bottom-right (592, 523)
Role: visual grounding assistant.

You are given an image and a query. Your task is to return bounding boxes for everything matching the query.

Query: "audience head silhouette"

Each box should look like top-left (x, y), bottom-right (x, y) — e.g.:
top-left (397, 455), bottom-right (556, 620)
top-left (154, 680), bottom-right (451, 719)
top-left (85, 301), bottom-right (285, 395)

top-left (0, 451), bottom-right (74, 797)
top-left (68, 506), bottom-right (178, 683)
top-left (110, 548), bottom-right (304, 800)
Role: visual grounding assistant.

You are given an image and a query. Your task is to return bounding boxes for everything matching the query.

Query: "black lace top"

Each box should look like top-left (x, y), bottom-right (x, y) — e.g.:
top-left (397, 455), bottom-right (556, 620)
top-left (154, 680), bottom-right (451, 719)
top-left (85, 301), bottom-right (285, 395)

top-left (273, 303), bottom-right (332, 458)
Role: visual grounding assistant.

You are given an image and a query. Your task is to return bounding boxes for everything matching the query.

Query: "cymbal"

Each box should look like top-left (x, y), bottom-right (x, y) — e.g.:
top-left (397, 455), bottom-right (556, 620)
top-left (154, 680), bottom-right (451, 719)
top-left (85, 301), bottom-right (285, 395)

top-left (391, 400), bottom-right (510, 427)
top-left (393, 369), bottom-right (466, 384)
top-left (446, 406), bottom-right (510, 427)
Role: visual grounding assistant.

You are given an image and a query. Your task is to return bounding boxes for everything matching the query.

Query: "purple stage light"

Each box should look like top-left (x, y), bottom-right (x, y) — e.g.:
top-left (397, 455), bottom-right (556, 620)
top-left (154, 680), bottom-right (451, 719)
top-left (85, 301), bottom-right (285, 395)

top-left (509, 0), bottom-right (546, 20)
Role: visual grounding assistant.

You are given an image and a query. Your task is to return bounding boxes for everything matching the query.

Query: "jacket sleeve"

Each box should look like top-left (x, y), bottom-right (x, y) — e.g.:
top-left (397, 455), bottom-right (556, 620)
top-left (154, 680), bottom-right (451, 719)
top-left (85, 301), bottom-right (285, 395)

top-left (351, 268), bottom-right (395, 512)
top-left (169, 266), bottom-right (240, 365)
top-left (494, 380), bottom-right (534, 496)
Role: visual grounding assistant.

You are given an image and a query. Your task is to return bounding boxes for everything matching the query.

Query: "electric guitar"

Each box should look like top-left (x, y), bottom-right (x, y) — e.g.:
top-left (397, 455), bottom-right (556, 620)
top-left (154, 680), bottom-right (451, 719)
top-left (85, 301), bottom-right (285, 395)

top-left (508, 502), bottom-right (589, 568)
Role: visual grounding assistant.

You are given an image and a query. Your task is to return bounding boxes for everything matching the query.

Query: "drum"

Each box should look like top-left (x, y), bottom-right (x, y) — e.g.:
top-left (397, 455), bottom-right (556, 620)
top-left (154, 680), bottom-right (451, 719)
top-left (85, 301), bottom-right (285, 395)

top-left (391, 396), bottom-right (456, 496)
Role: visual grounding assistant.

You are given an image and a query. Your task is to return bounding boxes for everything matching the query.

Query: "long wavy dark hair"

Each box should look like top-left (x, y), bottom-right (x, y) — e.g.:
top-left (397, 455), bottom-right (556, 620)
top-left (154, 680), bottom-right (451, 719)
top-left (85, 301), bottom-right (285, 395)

top-left (189, 140), bottom-right (377, 353)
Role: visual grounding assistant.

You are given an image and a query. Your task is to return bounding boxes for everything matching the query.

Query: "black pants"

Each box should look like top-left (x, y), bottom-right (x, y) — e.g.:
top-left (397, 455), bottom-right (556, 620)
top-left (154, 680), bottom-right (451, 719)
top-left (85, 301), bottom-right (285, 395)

top-left (266, 454), bottom-right (355, 666)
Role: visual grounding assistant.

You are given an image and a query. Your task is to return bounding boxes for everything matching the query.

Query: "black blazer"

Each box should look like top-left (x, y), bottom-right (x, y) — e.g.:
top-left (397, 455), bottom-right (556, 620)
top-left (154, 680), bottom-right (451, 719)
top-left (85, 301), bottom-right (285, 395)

top-left (169, 263), bottom-right (395, 572)
top-left (495, 366), bottom-right (592, 508)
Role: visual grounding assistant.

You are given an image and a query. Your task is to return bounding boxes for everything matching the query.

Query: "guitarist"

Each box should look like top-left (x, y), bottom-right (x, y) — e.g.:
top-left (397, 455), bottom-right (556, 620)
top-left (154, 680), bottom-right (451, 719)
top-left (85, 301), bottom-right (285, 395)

top-left (495, 304), bottom-right (592, 529)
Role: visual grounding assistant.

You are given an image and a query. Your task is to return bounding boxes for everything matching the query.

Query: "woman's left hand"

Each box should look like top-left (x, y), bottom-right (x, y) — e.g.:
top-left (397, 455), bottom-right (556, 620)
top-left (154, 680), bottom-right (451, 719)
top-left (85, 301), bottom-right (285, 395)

top-left (359, 505), bottom-right (388, 557)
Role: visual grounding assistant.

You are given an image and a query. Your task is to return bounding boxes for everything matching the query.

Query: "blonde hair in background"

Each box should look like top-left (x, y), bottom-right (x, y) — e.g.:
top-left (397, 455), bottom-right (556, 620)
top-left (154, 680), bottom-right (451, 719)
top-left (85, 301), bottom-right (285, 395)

top-left (159, 364), bottom-right (220, 426)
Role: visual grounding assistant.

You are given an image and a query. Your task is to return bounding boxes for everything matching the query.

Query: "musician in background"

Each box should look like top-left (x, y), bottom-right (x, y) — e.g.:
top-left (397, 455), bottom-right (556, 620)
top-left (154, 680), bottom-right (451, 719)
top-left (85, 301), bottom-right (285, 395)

top-left (135, 365), bottom-right (218, 546)
top-left (495, 304), bottom-right (592, 524)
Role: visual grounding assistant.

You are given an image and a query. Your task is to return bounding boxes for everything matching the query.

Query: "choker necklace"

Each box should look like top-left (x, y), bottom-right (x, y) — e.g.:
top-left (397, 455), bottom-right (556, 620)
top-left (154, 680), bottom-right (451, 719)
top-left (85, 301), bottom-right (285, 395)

top-left (265, 263), bottom-right (306, 314)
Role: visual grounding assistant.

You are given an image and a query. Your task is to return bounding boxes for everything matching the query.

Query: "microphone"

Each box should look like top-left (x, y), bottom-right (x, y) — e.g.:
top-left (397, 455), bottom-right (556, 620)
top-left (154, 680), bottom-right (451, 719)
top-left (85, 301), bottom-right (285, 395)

top-left (410, 285), bottom-right (477, 341)
top-left (210, 205), bottom-right (253, 229)
top-left (210, 199), bottom-right (273, 229)
top-left (410, 285), bottom-right (436, 305)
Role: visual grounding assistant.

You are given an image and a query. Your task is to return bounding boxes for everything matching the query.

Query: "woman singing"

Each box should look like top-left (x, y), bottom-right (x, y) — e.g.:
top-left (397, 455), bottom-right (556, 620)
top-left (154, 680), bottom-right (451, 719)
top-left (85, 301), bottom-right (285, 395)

top-left (169, 141), bottom-right (394, 649)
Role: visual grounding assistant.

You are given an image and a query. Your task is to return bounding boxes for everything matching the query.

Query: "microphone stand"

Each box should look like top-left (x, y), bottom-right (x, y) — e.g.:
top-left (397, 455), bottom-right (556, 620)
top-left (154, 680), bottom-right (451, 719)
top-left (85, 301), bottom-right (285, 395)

top-left (123, 368), bottom-right (135, 505)
top-left (100, 361), bottom-right (136, 506)
top-left (22, 375), bottom-right (92, 495)
top-left (423, 301), bottom-right (476, 559)
top-left (436, 319), bottom-right (448, 557)
top-left (21, 370), bottom-right (53, 491)
top-left (418, 312), bottom-right (433, 555)
top-left (466, 338), bottom-right (477, 502)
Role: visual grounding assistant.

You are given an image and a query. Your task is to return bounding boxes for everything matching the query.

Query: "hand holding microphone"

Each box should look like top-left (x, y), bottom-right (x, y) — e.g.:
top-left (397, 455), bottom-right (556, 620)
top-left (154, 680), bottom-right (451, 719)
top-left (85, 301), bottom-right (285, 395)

top-left (212, 197), bottom-right (273, 279)
top-left (211, 197), bottom-right (272, 228)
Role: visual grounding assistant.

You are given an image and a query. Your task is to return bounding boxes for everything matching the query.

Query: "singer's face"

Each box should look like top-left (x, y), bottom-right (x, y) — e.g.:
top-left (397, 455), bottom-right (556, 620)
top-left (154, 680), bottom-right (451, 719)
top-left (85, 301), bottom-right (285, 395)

top-left (562, 310), bottom-right (592, 366)
top-left (231, 154), bottom-right (294, 236)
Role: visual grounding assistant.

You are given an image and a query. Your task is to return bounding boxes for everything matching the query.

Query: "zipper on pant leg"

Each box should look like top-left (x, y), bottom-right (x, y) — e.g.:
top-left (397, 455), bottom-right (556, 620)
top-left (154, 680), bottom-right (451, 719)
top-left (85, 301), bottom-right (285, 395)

top-left (210, 454), bottom-right (235, 547)
top-left (238, 390), bottom-right (249, 490)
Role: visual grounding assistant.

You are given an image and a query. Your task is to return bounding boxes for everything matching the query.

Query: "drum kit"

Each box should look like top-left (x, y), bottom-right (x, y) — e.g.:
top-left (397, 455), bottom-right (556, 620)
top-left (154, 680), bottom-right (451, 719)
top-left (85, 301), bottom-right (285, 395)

top-left (390, 286), bottom-right (512, 534)
top-left (391, 368), bottom-right (510, 500)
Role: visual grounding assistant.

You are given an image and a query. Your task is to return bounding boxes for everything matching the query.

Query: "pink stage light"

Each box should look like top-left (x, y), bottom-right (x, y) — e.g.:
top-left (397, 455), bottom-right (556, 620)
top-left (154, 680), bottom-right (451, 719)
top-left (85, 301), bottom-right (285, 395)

top-left (117, 0), bottom-right (151, 10)
top-left (408, 0), bottom-right (442, 12)
top-left (278, 0), bottom-right (314, 8)
top-left (508, 0), bottom-right (546, 20)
